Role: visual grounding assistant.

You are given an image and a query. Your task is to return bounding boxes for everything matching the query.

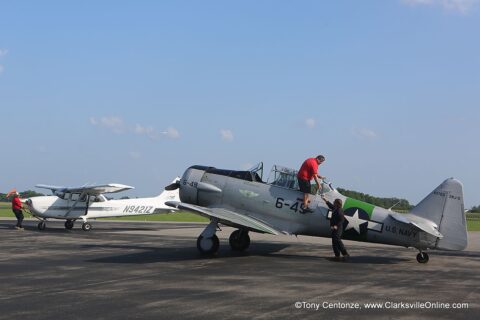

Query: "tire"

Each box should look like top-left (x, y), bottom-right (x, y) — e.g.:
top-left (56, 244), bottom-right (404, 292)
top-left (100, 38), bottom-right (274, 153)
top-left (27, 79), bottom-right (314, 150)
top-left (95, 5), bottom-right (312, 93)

top-left (82, 222), bottom-right (92, 231)
top-left (229, 230), bottom-right (250, 251)
top-left (416, 252), bottom-right (429, 264)
top-left (65, 220), bottom-right (74, 230)
top-left (196, 234), bottom-right (220, 255)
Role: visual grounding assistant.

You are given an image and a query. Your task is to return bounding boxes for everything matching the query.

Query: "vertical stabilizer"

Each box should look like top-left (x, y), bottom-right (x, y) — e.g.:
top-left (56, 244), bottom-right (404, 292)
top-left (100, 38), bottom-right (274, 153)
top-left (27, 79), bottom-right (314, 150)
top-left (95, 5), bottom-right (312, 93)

top-left (410, 178), bottom-right (467, 250)
top-left (157, 177), bottom-right (181, 203)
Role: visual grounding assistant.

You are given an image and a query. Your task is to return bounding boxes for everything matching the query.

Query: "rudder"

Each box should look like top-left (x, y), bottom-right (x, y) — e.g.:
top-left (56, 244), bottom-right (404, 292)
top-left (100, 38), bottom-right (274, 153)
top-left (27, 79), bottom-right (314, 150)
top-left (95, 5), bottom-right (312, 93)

top-left (410, 178), bottom-right (467, 250)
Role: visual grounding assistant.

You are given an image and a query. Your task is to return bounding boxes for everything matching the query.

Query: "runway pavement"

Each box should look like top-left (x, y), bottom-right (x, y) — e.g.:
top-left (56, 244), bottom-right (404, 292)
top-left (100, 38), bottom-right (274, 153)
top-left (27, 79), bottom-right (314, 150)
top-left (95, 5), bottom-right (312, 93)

top-left (0, 219), bottom-right (479, 320)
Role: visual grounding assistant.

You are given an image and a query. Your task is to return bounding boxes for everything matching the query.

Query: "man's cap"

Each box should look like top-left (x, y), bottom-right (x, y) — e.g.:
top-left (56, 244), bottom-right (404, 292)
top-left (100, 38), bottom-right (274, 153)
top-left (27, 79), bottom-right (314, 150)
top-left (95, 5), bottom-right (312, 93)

top-left (316, 155), bottom-right (325, 161)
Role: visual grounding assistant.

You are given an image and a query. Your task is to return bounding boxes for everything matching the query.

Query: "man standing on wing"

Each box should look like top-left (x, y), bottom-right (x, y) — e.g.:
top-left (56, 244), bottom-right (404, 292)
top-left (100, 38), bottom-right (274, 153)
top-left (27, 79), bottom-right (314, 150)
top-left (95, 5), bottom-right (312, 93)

top-left (297, 155), bottom-right (325, 213)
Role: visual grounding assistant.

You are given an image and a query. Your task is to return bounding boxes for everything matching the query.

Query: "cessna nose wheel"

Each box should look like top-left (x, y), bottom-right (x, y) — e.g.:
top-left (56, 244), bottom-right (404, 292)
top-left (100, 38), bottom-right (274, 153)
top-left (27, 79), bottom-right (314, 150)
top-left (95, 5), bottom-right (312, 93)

top-left (37, 221), bottom-right (46, 230)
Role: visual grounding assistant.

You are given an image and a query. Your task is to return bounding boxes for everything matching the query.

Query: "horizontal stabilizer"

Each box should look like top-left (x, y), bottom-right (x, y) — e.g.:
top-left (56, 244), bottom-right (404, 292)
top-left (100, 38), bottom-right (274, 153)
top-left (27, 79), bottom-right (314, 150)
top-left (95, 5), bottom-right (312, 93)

top-left (166, 201), bottom-right (279, 235)
top-left (389, 212), bottom-right (443, 238)
top-left (409, 178), bottom-right (467, 250)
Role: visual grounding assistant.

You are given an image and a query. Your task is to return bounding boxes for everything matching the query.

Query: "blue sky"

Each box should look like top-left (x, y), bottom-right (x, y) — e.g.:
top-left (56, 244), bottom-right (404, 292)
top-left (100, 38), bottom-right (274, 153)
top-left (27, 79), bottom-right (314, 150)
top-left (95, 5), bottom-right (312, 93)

top-left (1, 0), bottom-right (479, 208)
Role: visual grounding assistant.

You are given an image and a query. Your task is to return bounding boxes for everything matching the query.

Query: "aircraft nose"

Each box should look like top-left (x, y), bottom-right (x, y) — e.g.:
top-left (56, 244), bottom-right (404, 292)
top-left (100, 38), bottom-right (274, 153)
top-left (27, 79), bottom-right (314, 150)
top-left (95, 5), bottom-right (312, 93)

top-left (25, 198), bottom-right (39, 215)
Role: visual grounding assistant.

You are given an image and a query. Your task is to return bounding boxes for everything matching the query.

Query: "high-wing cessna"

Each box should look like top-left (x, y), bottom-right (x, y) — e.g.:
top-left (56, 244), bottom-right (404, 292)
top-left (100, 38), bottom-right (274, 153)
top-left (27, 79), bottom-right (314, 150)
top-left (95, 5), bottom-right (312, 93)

top-left (166, 163), bottom-right (467, 263)
top-left (25, 180), bottom-right (180, 231)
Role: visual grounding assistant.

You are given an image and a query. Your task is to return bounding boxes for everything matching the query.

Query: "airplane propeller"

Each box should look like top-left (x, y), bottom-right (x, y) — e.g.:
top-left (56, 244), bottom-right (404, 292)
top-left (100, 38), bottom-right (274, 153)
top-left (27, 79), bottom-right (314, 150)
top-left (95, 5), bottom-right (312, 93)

top-left (165, 180), bottom-right (180, 191)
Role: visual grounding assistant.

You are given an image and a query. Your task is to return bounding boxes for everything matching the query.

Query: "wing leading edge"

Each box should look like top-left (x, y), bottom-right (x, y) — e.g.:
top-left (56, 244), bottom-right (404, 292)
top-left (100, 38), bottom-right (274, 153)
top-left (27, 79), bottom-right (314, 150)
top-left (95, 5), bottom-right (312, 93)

top-left (165, 201), bottom-right (280, 235)
top-left (36, 183), bottom-right (134, 195)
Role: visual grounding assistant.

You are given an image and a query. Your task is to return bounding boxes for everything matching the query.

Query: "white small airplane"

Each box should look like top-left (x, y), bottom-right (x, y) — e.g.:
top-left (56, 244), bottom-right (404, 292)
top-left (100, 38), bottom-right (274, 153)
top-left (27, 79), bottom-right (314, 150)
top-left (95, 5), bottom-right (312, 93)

top-left (25, 179), bottom-right (180, 231)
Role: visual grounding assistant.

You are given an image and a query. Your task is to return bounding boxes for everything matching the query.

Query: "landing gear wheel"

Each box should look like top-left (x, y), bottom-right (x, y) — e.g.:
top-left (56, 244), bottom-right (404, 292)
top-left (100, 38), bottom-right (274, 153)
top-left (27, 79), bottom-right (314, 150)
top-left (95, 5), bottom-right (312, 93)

top-left (197, 234), bottom-right (220, 255)
top-left (38, 221), bottom-right (46, 231)
top-left (229, 230), bottom-right (250, 251)
top-left (65, 220), bottom-right (74, 230)
top-left (416, 252), bottom-right (429, 263)
top-left (82, 222), bottom-right (92, 231)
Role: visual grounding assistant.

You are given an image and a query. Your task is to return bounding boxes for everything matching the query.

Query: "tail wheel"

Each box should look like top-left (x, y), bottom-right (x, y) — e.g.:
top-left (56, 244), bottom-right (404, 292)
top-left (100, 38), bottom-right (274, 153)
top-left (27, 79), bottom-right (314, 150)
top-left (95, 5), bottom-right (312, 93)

top-left (82, 222), bottom-right (92, 231)
top-left (416, 252), bottom-right (429, 264)
top-left (197, 234), bottom-right (220, 255)
top-left (229, 230), bottom-right (250, 251)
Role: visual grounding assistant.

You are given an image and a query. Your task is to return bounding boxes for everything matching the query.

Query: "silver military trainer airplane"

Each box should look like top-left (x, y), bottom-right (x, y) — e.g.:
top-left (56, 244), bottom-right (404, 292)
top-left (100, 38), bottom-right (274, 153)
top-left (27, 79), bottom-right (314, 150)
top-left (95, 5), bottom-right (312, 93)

top-left (25, 179), bottom-right (180, 231)
top-left (165, 163), bottom-right (467, 263)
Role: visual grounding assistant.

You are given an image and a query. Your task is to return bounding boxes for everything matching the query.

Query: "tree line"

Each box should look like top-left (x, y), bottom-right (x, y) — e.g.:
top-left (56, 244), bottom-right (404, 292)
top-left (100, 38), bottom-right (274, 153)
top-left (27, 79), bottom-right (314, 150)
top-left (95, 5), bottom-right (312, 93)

top-left (0, 191), bottom-right (44, 202)
top-left (337, 188), bottom-right (413, 211)
top-left (470, 205), bottom-right (480, 213)
top-left (1, 189), bottom-right (479, 212)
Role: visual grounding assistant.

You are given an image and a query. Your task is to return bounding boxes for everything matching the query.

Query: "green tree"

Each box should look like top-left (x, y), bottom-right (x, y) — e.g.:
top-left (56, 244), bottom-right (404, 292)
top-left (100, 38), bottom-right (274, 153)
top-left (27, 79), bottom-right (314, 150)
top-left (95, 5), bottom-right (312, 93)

top-left (470, 205), bottom-right (480, 213)
top-left (337, 188), bottom-right (413, 211)
top-left (0, 190), bottom-right (44, 202)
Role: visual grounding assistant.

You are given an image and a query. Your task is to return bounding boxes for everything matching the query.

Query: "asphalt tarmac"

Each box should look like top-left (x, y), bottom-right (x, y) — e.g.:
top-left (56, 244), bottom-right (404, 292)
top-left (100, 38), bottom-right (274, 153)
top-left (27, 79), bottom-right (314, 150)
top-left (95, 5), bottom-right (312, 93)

top-left (1, 219), bottom-right (479, 320)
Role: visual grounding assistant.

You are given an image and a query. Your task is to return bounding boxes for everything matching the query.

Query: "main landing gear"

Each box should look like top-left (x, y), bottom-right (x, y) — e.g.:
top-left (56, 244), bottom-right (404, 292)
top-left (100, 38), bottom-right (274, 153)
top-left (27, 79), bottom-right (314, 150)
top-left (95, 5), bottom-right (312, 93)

top-left (196, 220), bottom-right (251, 255)
top-left (229, 229), bottom-right (250, 252)
top-left (37, 219), bottom-right (91, 231)
top-left (67, 217), bottom-right (91, 231)
top-left (65, 219), bottom-right (91, 231)
top-left (197, 234), bottom-right (220, 255)
top-left (416, 251), bottom-right (429, 264)
top-left (82, 222), bottom-right (92, 231)
top-left (196, 221), bottom-right (220, 254)
top-left (65, 220), bottom-right (75, 230)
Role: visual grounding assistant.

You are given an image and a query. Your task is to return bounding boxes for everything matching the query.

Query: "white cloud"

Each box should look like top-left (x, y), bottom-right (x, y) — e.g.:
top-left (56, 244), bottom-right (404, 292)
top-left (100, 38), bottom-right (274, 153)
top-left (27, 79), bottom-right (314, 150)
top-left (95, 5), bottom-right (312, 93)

top-left (443, 0), bottom-right (478, 13)
top-left (402, 0), bottom-right (434, 4)
top-left (90, 116), bottom-right (125, 134)
top-left (220, 129), bottom-right (234, 142)
top-left (352, 127), bottom-right (378, 140)
top-left (134, 124), bottom-right (158, 140)
top-left (400, 0), bottom-right (479, 14)
top-left (305, 118), bottom-right (316, 129)
top-left (163, 127), bottom-right (180, 139)
top-left (90, 116), bottom-right (180, 140)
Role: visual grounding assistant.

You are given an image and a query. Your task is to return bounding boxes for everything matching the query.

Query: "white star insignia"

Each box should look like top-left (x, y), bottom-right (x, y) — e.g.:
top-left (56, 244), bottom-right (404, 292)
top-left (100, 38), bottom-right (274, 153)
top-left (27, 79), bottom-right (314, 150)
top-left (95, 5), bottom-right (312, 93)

top-left (344, 209), bottom-right (369, 234)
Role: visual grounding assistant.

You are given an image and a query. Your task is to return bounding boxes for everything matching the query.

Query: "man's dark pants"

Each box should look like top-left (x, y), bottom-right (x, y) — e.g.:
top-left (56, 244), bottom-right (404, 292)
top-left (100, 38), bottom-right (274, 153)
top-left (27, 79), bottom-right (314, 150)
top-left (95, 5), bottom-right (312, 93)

top-left (13, 209), bottom-right (24, 228)
top-left (331, 228), bottom-right (348, 257)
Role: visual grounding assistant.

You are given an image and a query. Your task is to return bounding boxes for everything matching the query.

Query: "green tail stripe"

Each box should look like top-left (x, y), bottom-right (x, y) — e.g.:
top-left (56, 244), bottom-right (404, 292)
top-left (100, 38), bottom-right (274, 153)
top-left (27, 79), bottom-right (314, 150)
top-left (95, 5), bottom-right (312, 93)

top-left (344, 198), bottom-right (375, 218)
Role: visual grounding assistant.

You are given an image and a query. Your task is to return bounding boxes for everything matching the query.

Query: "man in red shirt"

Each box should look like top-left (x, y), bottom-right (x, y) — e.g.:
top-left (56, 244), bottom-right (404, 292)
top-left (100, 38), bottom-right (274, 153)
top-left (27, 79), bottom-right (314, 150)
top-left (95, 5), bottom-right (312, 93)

top-left (11, 192), bottom-right (24, 230)
top-left (297, 155), bottom-right (325, 213)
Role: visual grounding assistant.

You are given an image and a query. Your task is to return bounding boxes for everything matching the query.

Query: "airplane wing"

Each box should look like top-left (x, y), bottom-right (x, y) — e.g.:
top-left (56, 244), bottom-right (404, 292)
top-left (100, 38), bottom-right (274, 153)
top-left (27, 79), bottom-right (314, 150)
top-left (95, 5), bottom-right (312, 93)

top-left (389, 212), bottom-right (443, 238)
top-left (165, 201), bottom-right (280, 235)
top-left (36, 183), bottom-right (134, 195)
